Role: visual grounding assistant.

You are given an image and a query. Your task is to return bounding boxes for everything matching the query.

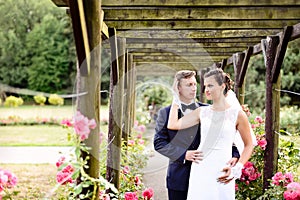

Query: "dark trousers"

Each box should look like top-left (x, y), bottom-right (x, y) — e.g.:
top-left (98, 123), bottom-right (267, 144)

top-left (168, 189), bottom-right (188, 200)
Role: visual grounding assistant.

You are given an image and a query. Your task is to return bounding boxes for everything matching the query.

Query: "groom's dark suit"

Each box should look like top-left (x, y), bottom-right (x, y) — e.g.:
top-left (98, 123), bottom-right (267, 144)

top-left (154, 103), bottom-right (240, 200)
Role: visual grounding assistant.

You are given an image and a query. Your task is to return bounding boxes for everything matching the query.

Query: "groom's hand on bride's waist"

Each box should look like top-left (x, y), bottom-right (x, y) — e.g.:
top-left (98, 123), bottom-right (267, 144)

top-left (185, 150), bottom-right (203, 164)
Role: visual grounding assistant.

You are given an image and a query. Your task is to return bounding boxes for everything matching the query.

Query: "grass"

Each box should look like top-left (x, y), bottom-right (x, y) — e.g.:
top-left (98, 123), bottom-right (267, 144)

top-left (0, 105), bottom-right (109, 146)
top-left (0, 105), bottom-right (74, 119)
top-left (0, 125), bottom-right (72, 146)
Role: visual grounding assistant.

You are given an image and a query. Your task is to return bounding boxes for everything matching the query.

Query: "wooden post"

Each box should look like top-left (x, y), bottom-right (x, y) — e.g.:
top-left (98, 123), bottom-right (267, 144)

top-left (232, 52), bottom-right (245, 103)
top-left (106, 29), bottom-right (125, 190)
top-left (70, 0), bottom-right (101, 198)
top-left (237, 46), bottom-right (253, 104)
top-left (130, 63), bottom-right (137, 132)
top-left (261, 36), bottom-right (280, 190)
top-left (123, 53), bottom-right (133, 143)
top-left (220, 59), bottom-right (227, 70)
top-left (199, 69), bottom-right (205, 103)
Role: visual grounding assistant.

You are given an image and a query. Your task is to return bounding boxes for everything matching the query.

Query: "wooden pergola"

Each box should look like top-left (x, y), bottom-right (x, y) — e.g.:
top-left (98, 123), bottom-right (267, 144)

top-left (51, 0), bottom-right (300, 198)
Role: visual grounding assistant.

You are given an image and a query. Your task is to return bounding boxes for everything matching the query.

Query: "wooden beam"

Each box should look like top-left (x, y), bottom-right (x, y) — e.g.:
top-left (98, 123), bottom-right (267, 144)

top-left (222, 23), bottom-right (300, 68)
top-left (125, 37), bottom-right (263, 44)
top-left (104, 20), bottom-right (300, 30)
top-left (103, 7), bottom-right (300, 20)
top-left (102, 0), bottom-right (300, 6)
top-left (237, 46), bottom-right (253, 87)
top-left (133, 55), bottom-right (222, 63)
top-left (69, 0), bottom-right (90, 75)
top-left (272, 26), bottom-right (293, 83)
top-left (51, 0), bottom-right (69, 7)
top-left (115, 29), bottom-right (282, 39)
top-left (131, 52), bottom-right (234, 57)
top-left (232, 52), bottom-right (245, 100)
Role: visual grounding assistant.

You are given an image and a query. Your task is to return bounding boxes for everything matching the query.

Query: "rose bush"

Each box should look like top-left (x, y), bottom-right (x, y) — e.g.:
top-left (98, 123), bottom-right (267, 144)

top-left (58, 112), bottom-right (153, 199)
top-left (236, 108), bottom-right (300, 200)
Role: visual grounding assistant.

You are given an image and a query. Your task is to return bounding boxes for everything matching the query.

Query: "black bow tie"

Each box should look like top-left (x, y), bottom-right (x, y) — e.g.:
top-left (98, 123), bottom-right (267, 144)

top-left (181, 103), bottom-right (197, 112)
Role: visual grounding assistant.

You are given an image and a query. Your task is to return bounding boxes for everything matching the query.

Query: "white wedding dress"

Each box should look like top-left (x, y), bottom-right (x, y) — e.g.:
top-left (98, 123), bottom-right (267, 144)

top-left (187, 105), bottom-right (239, 200)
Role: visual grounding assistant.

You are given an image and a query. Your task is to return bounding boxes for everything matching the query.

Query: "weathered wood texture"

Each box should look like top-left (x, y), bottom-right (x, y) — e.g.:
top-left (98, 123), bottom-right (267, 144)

top-left (99, 1), bottom-right (300, 75)
top-left (262, 36), bottom-right (280, 190)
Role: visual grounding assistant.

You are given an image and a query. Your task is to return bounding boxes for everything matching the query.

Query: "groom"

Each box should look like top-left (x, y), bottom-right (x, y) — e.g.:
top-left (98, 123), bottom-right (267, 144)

top-left (153, 70), bottom-right (240, 200)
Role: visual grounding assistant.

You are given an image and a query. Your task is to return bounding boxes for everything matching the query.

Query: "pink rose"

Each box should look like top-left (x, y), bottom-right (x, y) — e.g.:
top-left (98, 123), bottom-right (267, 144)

top-left (138, 139), bottom-right (145, 145)
top-left (272, 172), bottom-right (284, 186)
top-left (73, 111), bottom-right (90, 140)
top-left (284, 172), bottom-right (294, 185)
top-left (283, 182), bottom-right (300, 200)
top-left (0, 169), bottom-right (17, 189)
top-left (128, 140), bottom-right (135, 146)
top-left (134, 176), bottom-right (141, 186)
top-left (122, 166), bottom-right (130, 175)
top-left (124, 192), bottom-right (138, 200)
top-left (62, 164), bottom-right (74, 174)
top-left (254, 116), bottom-right (264, 124)
top-left (56, 171), bottom-right (73, 185)
top-left (142, 188), bottom-right (154, 200)
top-left (61, 119), bottom-right (72, 127)
top-left (56, 156), bottom-right (66, 168)
top-left (257, 139), bottom-right (267, 150)
top-left (138, 125), bottom-right (146, 133)
top-left (136, 133), bottom-right (142, 139)
top-left (88, 119), bottom-right (97, 129)
top-left (73, 111), bottom-right (97, 141)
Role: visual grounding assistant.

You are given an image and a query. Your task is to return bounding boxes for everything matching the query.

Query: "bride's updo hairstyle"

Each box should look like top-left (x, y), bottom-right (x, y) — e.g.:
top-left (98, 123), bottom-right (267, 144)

top-left (204, 68), bottom-right (234, 95)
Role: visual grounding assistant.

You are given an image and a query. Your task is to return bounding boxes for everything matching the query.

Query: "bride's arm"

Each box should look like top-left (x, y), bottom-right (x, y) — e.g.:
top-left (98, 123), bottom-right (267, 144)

top-left (167, 102), bottom-right (201, 130)
top-left (236, 110), bottom-right (254, 164)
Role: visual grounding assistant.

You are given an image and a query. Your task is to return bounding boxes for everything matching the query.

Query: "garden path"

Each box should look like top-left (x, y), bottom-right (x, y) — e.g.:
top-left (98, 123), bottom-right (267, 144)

top-left (143, 122), bottom-right (168, 200)
top-left (0, 146), bottom-right (72, 164)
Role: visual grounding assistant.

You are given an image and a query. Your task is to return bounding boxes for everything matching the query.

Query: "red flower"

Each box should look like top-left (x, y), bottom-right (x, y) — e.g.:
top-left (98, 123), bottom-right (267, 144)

top-left (124, 192), bottom-right (138, 200)
top-left (257, 139), bottom-right (267, 150)
top-left (142, 188), bottom-right (154, 200)
top-left (283, 182), bottom-right (300, 200)
top-left (240, 162), bottom-right (261, 183)
top-left (122, 166), bottom-right (130, 175)
top-left (56, 156), bottom-right (66, 168)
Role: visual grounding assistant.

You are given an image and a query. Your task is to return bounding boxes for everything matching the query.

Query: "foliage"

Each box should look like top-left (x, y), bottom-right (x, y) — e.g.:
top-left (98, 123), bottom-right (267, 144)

top-left (0, 0), bottom-right (76, 94)
top-left (258, 172), bottom-right (300, 200)
top-left (48, 94), bottom-right (64, 106)
top-left (0, 115), bottom-right (60, 126)
top-left (26, 14), bottom-right (75, 93)
top-left (280, 106), bottom-right (300, 135)
top-left (33, 94), bottom-right (46, 105)
top-left (236, 114), bottom-right (300, 200)
top-left (244, 39), bottom-right (300, 111)
top-left (57, 111), bottom-right (117, 199)
top-left (57, 112), bottom-right (153, 199)
top-left (4, 96), bottom-right (23, 107)
top-left (136, 80), bottom-right (173, 123)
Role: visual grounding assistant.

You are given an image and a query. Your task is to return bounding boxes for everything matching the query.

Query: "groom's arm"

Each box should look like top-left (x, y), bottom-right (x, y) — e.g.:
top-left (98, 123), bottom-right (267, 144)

top-left (154, 107), bottom-right (187, 163)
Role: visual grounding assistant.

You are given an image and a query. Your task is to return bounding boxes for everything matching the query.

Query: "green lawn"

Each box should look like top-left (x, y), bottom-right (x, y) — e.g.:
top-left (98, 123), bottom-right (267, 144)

top-left (0, 105), bottom-right (109, 146)
top-left (0, 105), bottom-right (74, 119)
top-left (0, 125), bottom-right (72, 146)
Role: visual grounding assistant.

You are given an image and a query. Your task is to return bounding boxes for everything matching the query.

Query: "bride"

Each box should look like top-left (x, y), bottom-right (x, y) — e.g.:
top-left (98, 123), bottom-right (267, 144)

top-left (167, 68), bottom-right (254, 199)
